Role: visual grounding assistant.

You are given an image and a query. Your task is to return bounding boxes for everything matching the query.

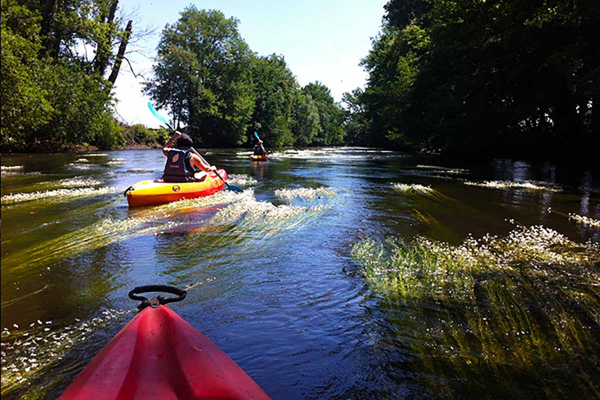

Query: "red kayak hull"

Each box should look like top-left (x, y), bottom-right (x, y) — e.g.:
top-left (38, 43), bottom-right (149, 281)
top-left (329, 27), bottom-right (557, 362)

top-left (59, 305), bottom-right (270, 400)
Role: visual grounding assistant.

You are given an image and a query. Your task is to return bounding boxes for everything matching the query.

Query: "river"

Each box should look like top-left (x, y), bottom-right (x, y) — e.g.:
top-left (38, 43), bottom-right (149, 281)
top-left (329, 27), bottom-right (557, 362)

top-left (1, 148), bottom-right (599, 399)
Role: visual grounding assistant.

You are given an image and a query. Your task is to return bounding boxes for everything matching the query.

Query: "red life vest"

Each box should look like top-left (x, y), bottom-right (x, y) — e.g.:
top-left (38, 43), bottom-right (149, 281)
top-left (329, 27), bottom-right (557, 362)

top-left (163, 149), bottom-right (193, 182)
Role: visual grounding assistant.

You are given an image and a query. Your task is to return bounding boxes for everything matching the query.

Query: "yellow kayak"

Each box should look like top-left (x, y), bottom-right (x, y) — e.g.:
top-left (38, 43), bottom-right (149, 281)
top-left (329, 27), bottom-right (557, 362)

top-left (250, 155), bottom-right (268, 161)
top-left (126, 170), bottom-right (227, 207)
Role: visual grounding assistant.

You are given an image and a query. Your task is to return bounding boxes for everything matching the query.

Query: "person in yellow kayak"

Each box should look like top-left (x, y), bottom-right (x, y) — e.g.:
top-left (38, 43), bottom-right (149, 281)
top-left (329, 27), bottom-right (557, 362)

top-left (253, 139), bottom-right (267, 157)
top-left (162, 131), bottom-right (216, 182)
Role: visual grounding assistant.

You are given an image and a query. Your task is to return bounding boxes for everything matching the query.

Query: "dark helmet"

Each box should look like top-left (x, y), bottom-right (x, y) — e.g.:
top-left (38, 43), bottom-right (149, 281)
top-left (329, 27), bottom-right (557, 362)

top-left (176, 133), bottom-right (193, 149)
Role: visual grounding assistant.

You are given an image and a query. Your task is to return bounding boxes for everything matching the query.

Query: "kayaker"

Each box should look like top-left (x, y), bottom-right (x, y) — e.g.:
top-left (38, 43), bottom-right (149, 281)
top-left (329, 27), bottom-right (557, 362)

top-left (163, 131), bottom-right (216, 182)
top-left (253, 139), bottom-right (267, 157)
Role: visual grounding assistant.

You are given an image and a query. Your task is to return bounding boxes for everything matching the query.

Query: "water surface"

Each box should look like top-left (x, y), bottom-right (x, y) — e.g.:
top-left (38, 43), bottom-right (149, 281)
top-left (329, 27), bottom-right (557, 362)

top-left (1, 148), bottom-right (599, 399)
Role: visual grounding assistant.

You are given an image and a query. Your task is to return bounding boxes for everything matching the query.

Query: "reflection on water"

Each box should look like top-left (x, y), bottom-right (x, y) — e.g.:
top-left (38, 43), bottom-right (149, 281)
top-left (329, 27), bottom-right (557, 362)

top-left (1, 149), bottom-right (599, 399)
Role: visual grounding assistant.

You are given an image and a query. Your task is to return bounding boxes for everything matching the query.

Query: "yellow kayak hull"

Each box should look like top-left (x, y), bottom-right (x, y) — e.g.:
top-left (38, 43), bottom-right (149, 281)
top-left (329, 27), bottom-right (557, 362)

top-left (127, 170), bottom-right (227, 207)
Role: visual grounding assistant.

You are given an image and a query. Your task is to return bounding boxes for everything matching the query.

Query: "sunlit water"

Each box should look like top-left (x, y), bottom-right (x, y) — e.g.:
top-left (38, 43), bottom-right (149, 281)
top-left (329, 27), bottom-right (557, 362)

top-left (1, 149), bottom-right (599, 399)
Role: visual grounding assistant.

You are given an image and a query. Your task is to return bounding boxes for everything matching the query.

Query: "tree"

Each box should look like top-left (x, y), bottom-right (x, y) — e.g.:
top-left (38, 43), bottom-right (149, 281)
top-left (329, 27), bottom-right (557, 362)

top-left (248, 54), bottom-right (298, 147)
top-left (0, 1), bottom-right (52, 149)
top-left (144, 7), bottom-right (255, 146)
top-left (291, 92), bottom-right (320, 146)
top-left (341, 88), bottom-right (370, 145)
top-left (301, 82), bottom-right (345, 145)
top-left (355, 0), bottom-right (599, 158)
top-left (1, 0), bottom-right (135, 152)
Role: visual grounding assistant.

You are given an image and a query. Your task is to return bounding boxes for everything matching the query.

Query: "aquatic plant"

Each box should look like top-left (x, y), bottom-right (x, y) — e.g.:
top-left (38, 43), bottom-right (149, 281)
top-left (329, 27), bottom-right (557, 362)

top-left (392, 183), bottom-right (434, 194)
top-left (352, 225), bottom-right (600, 397)
top-left (274, 187), bottom-right (336, 201)
top-left (2, 216), bottom-right (184, 274)
top-left (1, 309), bottom-right (131, 397)
top-left (1, 187), bottom-right (121, 205)
top-left (212, 198), bottom-right (308, 224)
top-left (57, 178), bottom-right (103, 188)
top-left (569, 213), bottom-right (600, 228)
top-left (464, 180), bottom-right (562, 192)
top-left (416, 165), bottom-right (469, 174)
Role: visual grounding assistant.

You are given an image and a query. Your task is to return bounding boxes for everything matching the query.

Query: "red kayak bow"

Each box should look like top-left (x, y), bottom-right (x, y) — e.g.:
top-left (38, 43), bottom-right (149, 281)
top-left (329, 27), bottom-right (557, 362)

top-left (59, 285), bottom-right (270, 400)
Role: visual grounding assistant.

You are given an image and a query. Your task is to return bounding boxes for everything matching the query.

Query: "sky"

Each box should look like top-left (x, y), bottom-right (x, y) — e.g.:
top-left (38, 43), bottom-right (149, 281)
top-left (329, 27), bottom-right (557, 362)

top-left (113, 0), bottom-right (388, 128)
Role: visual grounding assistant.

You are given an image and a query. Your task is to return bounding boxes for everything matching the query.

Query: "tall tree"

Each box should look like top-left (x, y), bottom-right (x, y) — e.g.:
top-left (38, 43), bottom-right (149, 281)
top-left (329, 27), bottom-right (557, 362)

top-left (357, 0), bottom-right (599, 158)
top-left (144, 7), bottom-right (255, 146)
top-left (249, 54), bottom-right (298, 147)
top-left (301, 82), bottom-right (345, 145)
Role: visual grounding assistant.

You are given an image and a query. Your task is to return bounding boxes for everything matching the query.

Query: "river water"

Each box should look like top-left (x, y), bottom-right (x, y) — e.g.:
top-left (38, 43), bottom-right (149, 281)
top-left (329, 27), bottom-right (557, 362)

top-left (1, 148), bottom-right (599, 399)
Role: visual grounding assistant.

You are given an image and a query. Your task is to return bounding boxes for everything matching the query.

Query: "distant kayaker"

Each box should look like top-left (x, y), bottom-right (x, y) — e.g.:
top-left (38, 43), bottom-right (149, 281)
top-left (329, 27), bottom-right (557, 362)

top-left (254, 139), bottom-right (267, 156)
top-left (162, 131), bottom-right (216, 182)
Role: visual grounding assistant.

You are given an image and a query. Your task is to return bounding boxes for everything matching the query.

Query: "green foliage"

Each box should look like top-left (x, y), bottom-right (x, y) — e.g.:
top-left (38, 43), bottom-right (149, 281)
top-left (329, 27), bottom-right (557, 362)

top-left (0, 1), bottom-right (52, 149)
top-left (353, 0), bottom-right (599, 157)
top-left (124, 124), bottom-right (169, 146)
top-left (341, 89), bottom-right (370, 145)
top-left (144, 7), bottom-right (255, 147)
top-left (291, 92), bottom-right (320, 146)
top-left (249, 54), bottom-right (297, 147)
top-left (1, 0), bottom-right (133, 152)
top-left (301, 82), bottom-right (345, 145)
top-left (145, 7), bottom-right (349, 149)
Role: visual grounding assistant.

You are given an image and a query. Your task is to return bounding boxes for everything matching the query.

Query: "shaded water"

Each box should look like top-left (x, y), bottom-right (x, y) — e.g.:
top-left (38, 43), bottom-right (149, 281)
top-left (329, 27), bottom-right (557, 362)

top-left (1, 148), bottom-right (599, 399)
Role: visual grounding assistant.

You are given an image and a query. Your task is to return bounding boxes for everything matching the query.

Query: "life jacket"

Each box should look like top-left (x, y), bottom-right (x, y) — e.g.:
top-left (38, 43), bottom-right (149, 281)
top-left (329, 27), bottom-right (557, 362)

top-left (163, 149), bottom-right (193, 182)
top-left (254, 144), bottom-right (265, 156)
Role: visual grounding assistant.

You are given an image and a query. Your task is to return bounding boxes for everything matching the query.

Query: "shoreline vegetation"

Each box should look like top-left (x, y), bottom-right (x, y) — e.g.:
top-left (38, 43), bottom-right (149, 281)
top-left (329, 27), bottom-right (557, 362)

top-left (2, 2), bottom-right (597, 160)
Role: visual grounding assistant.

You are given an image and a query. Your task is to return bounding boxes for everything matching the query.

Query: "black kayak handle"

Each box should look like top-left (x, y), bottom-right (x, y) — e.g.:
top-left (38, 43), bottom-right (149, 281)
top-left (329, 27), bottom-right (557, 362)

top-left (128, 285), bottom-right (187, 310)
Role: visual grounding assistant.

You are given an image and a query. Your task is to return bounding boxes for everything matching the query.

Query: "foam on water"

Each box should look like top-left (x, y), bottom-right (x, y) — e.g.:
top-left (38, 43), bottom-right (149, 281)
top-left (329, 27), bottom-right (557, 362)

top-left (1, 166), bottom-right (24, 171)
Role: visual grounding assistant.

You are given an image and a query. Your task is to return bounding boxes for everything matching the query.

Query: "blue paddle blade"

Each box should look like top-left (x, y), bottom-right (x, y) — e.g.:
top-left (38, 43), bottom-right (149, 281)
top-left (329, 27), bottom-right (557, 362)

top-left (254, 131), bottom-right (260, 140)
top-left (148, 102), bottom-right (171, 128)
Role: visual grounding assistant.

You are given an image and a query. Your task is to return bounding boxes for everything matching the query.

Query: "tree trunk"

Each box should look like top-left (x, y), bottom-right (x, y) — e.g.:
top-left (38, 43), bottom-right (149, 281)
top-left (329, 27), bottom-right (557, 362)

top-left (40, 0), bottom-right (60, 58)
top-left (95, 0), bottom-right (120, 75)
top-left (108, 20), bottom-right (132, 85)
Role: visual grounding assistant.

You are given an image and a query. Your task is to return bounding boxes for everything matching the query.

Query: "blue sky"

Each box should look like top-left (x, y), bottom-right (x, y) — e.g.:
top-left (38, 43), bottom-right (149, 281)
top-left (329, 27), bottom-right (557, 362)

top-left (114, 0), bottom-right (388, 127)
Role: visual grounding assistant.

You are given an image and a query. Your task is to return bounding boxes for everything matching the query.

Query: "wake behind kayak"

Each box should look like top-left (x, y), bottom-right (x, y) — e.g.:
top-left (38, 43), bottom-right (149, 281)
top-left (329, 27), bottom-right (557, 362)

top-left (59, 285), bottom-right (270, 400)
